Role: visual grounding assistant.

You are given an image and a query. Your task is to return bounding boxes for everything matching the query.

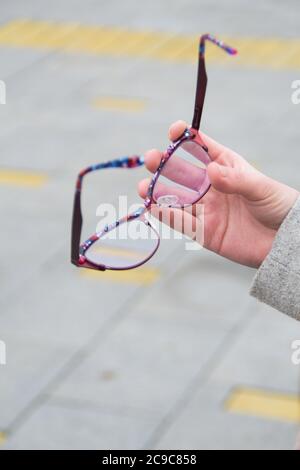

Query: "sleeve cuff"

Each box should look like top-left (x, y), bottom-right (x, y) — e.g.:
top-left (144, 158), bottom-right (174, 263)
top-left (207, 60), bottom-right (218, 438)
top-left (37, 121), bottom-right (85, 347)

top-left (250, 196), bottom-right (300, 321)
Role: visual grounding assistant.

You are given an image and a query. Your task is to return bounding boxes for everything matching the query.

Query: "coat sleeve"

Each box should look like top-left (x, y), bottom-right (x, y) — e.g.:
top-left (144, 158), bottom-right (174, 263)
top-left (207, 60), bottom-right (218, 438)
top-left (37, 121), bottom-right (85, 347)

top-left (250, 196), bottom-right (300, 321)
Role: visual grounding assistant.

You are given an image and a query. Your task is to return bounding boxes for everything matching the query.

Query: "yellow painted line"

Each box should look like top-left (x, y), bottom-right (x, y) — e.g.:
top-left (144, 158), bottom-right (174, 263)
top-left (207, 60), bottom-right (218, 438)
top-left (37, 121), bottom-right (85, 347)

top-left (120, 31), bottom-right (172, 57)
top-left (81, 266), bottom-right (160, 286)
top-left (148, 35), bottom-right (195, 61)
top-left (0, 21), bottom-right (55, 47)
top-left (225, 387), bottom-right (300, 423)
top-left (72, 27), bottom-right (125, 54)
top-left (0, 169), bottom-right (47, 187)
top-left (93, 96), bottom-right (146, 112)
top-left (0, 19), bottom-right (29, 41)
top-left (62, 26), bottom-right (117, 52)
top-left (0, 431), bottom-right (6, 445)
top-left (1, 20), bottom-right (300, 69)
top-left (28, 23), bottom-right (82, 49)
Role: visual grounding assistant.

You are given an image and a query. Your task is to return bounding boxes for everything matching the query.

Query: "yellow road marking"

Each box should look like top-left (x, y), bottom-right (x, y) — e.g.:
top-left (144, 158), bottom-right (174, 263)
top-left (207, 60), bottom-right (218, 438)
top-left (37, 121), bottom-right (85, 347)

top-left (62, 26), bottom-right (116, 52)
top-left (225, 387), bottom-right (300, 423)
top-left (0, 19), bottom-right (29, 41)
top-left (81, 266), bottom-right (160, 285)
top-left (0, 432), bottom-right (6, 445)
top-left (93, 96), bottom-right (146, 112)
top-left (30, 23), bottom-right (81, 49)
top-left (0, 169), bottom-right (47, 187)
top-left (149, 35), bottom-right (195, 61)
top-left (1, 20), bottom-right (55, 47)
top-left (121, 31), bottom-right (171, 56)
top-left (0, 20), bottom-right (300, 69)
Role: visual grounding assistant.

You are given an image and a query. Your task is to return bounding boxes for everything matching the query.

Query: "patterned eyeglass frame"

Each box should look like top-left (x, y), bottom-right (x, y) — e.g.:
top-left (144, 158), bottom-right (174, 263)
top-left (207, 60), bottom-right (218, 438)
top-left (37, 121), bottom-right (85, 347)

top-left (71, 34), bottom-right (237, 271)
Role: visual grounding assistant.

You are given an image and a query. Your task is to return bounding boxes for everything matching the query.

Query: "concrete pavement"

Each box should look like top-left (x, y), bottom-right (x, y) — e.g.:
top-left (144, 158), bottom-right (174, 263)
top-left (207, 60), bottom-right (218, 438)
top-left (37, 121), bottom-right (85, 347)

top-left (0, 0), bottom-right (300, 450)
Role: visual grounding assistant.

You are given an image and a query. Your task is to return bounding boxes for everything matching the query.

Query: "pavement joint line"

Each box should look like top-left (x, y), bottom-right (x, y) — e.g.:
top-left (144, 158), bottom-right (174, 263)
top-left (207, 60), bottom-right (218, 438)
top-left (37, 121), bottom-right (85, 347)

top-left (41, 393), bottom-right (155, 420)
top-left (225, 386), bottom-right (300, 423)
top-left (0, 169), bottom-right (48, 187)
top-left (1, 19), bottom-right (300, 69)
top-left (144, 298), bottom-right (260, 449)
top-left (0, 45), bottom-right (53, 82)
top-left (1, 244), bottom-right (185, 438)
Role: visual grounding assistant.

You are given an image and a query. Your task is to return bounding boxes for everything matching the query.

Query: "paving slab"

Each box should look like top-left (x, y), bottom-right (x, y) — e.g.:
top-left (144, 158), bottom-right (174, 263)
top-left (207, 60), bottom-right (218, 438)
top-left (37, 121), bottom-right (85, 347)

top-left (0, 334), bottom-right (74, 430)
top-left (152, 379), bottom-right (298, 450)
top-left (210, 302), bottom-right (300, 392)
top-left (50, 306), bottom-right (230, 414)
top-left (2, 398), bottom-right (158, 450)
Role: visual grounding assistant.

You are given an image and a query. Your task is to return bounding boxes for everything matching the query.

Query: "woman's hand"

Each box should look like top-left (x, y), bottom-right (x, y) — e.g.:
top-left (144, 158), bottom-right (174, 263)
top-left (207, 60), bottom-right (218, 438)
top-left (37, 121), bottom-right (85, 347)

top-left (138, 120), bottom-right (299, 268)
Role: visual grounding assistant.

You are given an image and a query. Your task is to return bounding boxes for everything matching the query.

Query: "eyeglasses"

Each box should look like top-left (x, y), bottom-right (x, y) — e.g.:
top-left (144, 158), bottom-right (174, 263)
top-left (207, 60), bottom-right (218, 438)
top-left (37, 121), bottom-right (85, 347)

top-left (71, 34), bottom-right (237, 271)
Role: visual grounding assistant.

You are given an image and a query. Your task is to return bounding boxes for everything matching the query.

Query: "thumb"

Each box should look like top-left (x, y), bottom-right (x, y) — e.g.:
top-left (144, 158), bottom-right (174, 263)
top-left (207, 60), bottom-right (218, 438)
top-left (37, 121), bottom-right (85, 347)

top-left (207, 161), bottom-right (277, 201)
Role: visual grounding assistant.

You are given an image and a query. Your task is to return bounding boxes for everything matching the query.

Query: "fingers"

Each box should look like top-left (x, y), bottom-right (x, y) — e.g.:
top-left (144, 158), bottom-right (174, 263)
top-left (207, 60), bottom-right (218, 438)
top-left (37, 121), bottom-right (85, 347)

top-left (138, 178), bottom-right (150, 199)
top-left (166, 120), bottom-right (277, 202)
top-left (143, 149), bottom-right (161, 173)
top-left (149, 205), bottom-right (204, 244)
top-left (168, 120), bottom-right (230, 162)
top-left (199, 133), bottom-right (231, 162)
top-left (138, 178), bottom-right (202, 206)
top-left (140, 120), bottom-right (261, 205)
top-left (207, 161), bottom-right (258, 199)
top-left (144, 121), bottom-right (236, 193)
top-left (207, 161), bottom-right (279, 201)
top-left (168, 120), bottom-right (187, 141)
top-left (144, 149), bottom-right (207, 191)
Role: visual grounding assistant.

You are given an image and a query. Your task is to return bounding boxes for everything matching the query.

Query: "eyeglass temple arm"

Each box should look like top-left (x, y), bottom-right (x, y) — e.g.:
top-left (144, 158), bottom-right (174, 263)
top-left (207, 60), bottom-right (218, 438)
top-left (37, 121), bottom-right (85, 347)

top-left (192, 34), bottom-right (237, 131)
top-left (71, 155), bottom-right (144, 265)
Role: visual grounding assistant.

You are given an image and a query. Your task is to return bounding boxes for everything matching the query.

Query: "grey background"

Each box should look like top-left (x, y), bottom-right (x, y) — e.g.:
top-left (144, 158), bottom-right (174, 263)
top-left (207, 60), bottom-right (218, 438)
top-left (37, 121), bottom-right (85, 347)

top-left (0, 0), bottom-right (299, 450)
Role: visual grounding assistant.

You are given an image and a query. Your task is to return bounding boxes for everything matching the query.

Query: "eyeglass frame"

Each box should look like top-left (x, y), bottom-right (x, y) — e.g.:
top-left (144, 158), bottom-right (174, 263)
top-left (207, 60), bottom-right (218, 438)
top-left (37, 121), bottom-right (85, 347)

top-left (71, 33), bottom-right (237, 271)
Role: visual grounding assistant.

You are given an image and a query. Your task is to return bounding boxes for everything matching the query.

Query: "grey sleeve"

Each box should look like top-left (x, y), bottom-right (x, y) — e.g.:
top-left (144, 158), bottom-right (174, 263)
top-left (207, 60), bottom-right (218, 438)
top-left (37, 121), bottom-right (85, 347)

top-left (250, 196), bottom-right (300, 321)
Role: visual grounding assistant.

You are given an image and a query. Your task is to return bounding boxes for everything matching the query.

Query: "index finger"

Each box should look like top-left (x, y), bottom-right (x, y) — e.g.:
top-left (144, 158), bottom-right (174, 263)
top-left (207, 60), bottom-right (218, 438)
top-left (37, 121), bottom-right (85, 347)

top-left (168, 120), bottom-right (229, 161)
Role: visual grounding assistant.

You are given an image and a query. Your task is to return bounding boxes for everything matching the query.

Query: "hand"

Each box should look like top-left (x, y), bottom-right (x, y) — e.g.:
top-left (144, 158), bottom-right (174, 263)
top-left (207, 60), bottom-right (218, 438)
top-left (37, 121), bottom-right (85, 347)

top-left (138, 120), bottom-right (299, 268)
